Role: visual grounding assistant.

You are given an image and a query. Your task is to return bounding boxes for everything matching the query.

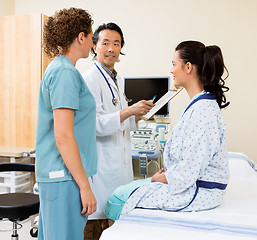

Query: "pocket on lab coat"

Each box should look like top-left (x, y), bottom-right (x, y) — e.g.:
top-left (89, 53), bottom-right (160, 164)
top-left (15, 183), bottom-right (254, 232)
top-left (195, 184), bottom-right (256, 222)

top-left (97, 145), bottom-right (123, 176)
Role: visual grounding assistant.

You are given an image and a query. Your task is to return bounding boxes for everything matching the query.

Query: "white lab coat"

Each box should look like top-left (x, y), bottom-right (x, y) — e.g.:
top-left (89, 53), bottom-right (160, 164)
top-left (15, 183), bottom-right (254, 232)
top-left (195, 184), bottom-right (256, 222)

top-left (83, 62), bottom-right (136, 219)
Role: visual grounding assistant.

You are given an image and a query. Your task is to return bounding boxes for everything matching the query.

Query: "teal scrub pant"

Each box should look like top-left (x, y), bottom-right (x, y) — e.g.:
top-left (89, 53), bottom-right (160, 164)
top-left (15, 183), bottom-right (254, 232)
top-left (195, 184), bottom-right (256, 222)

top-left (38, 180), bottom-right (87, 240)
top-left (104, 178), bottom-right (151, 221)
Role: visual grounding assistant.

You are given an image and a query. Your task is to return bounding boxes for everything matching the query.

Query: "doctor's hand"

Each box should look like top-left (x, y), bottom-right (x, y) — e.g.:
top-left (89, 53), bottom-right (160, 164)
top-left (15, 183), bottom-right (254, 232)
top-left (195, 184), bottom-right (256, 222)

top-left (80, 187), bottom-right (97, 216)
top-left (130, 100), bottom-right (154, 116)
top-left (120, 100), bottom-right (154, 123)
top-left (151, 168), bottom-right (168, 184)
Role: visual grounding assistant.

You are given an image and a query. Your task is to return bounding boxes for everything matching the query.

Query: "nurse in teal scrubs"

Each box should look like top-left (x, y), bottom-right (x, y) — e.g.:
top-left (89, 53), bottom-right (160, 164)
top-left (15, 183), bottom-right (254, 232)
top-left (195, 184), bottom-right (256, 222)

top-left (35, 8), bottom-right (97, 240)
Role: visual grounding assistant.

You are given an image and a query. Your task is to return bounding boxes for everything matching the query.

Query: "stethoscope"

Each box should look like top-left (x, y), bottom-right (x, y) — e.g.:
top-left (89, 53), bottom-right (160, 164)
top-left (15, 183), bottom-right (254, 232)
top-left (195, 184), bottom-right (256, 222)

top-left (94, 63), bottom-right (119, 106)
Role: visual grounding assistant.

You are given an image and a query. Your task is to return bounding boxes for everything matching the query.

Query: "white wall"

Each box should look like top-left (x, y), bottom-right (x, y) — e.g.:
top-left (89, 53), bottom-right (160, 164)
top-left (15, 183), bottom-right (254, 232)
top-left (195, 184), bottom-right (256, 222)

top-left (13, 0), bottom-right (257, 162)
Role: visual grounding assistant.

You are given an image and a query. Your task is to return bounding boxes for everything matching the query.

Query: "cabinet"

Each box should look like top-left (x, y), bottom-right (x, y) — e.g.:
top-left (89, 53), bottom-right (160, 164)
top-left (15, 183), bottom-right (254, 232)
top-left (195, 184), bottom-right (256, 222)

top-left (0, 146), bottom-right (35, 193)
top-left (0, 14), bottom-right (50, 148)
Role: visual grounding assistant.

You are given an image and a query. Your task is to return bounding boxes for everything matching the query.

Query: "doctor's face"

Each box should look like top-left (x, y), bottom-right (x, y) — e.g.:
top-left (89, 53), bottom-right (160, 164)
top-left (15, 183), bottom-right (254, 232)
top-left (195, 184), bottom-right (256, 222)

top-left (93, 29), bottom-right (122, 71)
top-left (171, 51), bottom-right (188, 88)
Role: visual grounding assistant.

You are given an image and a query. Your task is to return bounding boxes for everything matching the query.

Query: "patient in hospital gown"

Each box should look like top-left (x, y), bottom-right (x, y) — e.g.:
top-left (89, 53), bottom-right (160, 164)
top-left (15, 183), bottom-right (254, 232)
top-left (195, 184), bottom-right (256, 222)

top-left (121, 98), bottom-right (229, 216)
top-left (104, 40), bottom-right (230, 221)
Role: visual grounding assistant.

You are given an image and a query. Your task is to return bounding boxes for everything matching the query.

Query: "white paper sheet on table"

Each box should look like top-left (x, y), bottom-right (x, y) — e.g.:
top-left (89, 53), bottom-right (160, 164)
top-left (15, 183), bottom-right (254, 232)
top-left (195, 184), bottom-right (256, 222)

top-left (100, 152), bottom-right (257, 240)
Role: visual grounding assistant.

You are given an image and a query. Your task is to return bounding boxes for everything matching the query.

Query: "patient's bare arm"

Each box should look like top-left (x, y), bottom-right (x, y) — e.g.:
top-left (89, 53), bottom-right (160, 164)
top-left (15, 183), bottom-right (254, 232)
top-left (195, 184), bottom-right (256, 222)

top-left (151, 168), bottom-right (168, 184)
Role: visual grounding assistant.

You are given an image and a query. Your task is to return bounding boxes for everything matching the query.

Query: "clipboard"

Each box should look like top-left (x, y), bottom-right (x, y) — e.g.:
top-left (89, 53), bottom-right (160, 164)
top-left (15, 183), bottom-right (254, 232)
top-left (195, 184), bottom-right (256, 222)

top-left (143, 88), bottom-right (183, 120)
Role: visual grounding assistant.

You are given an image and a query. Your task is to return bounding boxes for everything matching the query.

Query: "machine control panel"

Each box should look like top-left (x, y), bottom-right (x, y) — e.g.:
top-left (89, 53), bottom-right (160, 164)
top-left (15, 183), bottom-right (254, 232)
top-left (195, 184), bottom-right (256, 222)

top-left (131, 129), bottom-right (157, 151)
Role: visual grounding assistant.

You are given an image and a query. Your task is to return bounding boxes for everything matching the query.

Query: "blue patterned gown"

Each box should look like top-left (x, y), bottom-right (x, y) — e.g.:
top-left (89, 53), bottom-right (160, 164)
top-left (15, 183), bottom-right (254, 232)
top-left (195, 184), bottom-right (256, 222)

top-left (120, 95), bottom-right (229, 217)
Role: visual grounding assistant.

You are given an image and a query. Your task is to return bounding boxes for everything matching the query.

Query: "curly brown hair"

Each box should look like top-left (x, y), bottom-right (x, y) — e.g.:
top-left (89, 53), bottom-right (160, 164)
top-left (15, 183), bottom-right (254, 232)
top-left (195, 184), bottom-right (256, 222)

top-left (43, 7), bottom-right (93, 58)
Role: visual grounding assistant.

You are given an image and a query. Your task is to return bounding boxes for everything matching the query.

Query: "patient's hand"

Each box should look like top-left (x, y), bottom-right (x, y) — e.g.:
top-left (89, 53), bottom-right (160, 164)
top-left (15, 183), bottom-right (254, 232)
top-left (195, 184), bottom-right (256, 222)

top-left (151, 168), bottom-right (168, 184)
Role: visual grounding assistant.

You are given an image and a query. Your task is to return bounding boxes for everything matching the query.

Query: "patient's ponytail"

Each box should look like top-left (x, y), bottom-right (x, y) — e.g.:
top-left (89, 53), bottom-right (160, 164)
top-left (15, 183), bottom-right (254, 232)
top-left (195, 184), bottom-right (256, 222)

top-left (202, 46), bottom-right (229, 108)
top-left (175, 41), bottom-right (230, 109)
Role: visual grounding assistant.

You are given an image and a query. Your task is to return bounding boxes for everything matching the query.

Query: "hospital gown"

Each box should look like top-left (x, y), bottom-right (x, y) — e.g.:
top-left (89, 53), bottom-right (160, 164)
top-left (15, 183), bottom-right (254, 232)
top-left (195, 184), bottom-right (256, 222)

top-left (121, 98), bottom-right (229, 216)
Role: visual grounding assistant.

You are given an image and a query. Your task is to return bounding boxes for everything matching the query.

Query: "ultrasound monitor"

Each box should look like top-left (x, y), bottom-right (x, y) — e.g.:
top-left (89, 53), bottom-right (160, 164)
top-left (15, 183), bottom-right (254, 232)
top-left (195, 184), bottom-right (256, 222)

top-left (124, 77), bottom-right (170, 116)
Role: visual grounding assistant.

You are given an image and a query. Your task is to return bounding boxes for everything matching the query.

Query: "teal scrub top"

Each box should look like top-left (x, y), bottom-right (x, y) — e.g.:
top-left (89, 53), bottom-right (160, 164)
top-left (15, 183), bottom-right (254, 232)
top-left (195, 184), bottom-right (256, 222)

top-left (36, 56), bottom-right (97, 182)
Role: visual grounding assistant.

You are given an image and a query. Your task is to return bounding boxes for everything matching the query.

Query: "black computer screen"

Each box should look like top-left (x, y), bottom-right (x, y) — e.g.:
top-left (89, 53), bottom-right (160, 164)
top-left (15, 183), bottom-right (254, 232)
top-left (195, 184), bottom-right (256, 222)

top-left (124, 77), bottom-right (170, 116)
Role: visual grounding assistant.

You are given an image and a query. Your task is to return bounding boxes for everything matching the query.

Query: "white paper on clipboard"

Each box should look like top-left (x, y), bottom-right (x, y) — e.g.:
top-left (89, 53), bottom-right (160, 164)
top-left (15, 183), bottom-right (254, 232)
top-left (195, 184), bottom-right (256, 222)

top-left (143, 88), bottom-right (183, 120)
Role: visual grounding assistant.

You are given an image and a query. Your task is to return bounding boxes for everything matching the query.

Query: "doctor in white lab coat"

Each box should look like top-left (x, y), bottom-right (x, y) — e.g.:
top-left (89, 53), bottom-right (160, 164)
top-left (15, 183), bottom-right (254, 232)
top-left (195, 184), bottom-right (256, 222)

top-left (83, 23), bottom-right (154, 238)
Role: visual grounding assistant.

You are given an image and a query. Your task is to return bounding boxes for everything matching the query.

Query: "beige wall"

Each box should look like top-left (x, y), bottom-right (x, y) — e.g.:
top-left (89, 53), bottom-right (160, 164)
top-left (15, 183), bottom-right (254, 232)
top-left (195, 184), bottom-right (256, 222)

top-left (10, 0), bottom-right (257, 162)
top-left (0, 0), bottom-right (15, 16)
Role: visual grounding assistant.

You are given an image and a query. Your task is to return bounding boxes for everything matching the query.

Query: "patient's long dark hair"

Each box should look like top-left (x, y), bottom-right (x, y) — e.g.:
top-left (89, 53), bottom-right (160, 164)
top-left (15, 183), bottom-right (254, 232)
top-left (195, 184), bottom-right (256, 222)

top-left (175, 41), bottom-right (230, 109)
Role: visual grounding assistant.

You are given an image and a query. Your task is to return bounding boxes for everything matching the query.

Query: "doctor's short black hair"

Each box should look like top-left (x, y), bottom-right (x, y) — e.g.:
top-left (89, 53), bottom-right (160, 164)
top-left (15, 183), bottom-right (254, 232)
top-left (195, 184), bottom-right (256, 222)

top-left (91, 22), bottom-right (125, 57)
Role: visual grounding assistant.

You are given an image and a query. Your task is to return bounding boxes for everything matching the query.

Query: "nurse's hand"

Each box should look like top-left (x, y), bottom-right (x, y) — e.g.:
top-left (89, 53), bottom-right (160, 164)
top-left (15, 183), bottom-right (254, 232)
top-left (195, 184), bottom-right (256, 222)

top-left (151, 168), bottom-right (168, 184)
top-left (130, 100), bottom-right (154, 116)
top-left (80, 187), bottom-right (97, 216)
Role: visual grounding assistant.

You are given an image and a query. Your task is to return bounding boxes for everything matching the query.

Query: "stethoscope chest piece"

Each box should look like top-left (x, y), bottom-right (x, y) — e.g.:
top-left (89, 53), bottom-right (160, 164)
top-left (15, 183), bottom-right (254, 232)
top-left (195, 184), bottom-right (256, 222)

top-left (112, 98), bottom-right (119, 106)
